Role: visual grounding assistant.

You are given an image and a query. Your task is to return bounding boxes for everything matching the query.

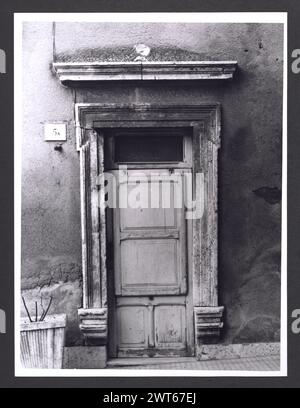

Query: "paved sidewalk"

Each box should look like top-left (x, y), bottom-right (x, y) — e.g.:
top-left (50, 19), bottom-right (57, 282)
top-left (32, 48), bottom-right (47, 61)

top-left (109, 355), bottom-right (280, 371)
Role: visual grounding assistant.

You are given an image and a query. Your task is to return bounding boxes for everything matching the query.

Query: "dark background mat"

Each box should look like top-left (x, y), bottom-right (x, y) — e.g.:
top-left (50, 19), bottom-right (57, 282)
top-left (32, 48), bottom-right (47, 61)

top-left (0, 0), bottom-right (299, 388)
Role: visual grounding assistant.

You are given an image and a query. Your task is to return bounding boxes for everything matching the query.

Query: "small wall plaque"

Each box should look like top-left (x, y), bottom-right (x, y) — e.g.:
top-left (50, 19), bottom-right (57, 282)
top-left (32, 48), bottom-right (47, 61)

top-left (44, 123), bottom-right (67, 141)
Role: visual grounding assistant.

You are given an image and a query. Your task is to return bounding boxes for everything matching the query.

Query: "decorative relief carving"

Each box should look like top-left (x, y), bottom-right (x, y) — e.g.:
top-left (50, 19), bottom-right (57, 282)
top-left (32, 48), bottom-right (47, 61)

top-left (78, 308), bottom-right (108, 346)
top-left (194, 306), bottom-right (224, 343)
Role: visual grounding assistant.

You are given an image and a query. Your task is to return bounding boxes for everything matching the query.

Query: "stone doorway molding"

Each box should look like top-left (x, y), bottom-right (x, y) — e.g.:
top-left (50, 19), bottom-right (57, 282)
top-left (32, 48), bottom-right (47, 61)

top-left (53, 58), bottom-right (238, 360)
top-left (74, 103), bottom-right (224, 355)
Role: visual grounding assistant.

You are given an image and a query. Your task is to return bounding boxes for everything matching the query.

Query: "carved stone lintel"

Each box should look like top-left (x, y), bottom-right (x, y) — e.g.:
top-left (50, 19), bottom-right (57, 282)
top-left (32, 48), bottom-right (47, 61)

top-left (78, 308), bottom-right (108, 346)
top-left (194, 306), bottom-right (224, 344)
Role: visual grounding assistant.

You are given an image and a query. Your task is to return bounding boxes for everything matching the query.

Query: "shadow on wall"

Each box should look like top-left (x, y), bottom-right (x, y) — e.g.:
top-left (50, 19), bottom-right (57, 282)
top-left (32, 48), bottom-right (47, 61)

top-left (218, 106), bottom-right (281, 344)
top-left (221, 244), bottom-right (281, 343)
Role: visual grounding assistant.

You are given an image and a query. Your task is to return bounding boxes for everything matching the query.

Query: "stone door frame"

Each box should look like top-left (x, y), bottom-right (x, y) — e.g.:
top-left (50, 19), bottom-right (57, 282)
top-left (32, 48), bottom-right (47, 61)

top-left (75, 103), bottom-right (224, 360)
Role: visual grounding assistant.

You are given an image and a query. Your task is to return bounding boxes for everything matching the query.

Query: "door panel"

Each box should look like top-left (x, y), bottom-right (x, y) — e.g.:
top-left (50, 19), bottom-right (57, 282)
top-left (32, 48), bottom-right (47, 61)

top-left (109, 168), bottom-right (193, 357)
top-left (154, 305), bottom-right (186, 349)
top-left (114, 170), bottom-right (187, 297)
top-left (120, 239), bottom-right (179, 292)
top-left (117, 306), bottom-right (148, 349)
top-left (116, 299), bottom-right (187, 357)
top-left (120, 207), bottom-right (176, 230)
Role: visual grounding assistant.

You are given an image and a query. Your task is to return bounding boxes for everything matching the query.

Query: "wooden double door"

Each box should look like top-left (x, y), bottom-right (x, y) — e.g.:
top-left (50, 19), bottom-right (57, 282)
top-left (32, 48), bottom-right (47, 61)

top-left (106, 129), bottom-right (194, 358)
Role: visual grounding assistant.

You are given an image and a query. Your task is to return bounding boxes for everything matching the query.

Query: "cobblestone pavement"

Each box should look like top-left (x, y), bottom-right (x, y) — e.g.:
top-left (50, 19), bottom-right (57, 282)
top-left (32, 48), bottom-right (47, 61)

top-left (109, 355), bottom-right (280, 371)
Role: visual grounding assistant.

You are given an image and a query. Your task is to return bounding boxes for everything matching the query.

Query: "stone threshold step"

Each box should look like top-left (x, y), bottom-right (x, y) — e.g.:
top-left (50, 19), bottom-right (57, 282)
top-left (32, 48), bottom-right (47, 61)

top-left (107, 357), bottom-right (197, 367)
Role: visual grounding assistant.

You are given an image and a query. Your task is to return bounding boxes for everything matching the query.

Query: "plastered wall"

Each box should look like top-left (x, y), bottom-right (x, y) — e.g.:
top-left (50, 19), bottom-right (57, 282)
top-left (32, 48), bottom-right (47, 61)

top-left (21, 22), bottom-right (283, 345)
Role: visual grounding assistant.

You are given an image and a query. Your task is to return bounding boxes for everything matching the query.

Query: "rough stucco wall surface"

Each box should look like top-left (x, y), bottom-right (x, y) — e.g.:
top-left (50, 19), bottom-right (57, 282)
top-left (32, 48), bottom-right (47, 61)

top-left (22, 23), bottom-right (82, 345)
top-left (22, 22), bottom-right (283, 346)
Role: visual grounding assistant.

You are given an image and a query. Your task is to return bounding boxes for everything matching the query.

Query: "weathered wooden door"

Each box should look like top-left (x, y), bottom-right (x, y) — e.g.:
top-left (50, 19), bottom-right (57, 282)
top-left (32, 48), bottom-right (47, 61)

top-left (106, 129), bottom-right (194, 358)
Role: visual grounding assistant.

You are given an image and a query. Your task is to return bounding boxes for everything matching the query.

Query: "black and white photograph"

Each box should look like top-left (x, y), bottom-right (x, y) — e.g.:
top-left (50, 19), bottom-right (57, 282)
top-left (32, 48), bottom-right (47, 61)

top-left (14, 13), bottom-right (287, 376)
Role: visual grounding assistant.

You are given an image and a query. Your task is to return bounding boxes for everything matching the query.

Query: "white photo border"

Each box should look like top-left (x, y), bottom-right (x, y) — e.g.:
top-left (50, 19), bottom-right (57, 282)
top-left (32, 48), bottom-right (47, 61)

top-left (14, 12), bottom-right (288, 378)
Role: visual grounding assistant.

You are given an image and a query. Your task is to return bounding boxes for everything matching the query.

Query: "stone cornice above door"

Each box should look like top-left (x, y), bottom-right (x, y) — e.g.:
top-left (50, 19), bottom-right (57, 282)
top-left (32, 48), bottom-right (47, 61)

top-left (52, 61), bottom-right (238, 84)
